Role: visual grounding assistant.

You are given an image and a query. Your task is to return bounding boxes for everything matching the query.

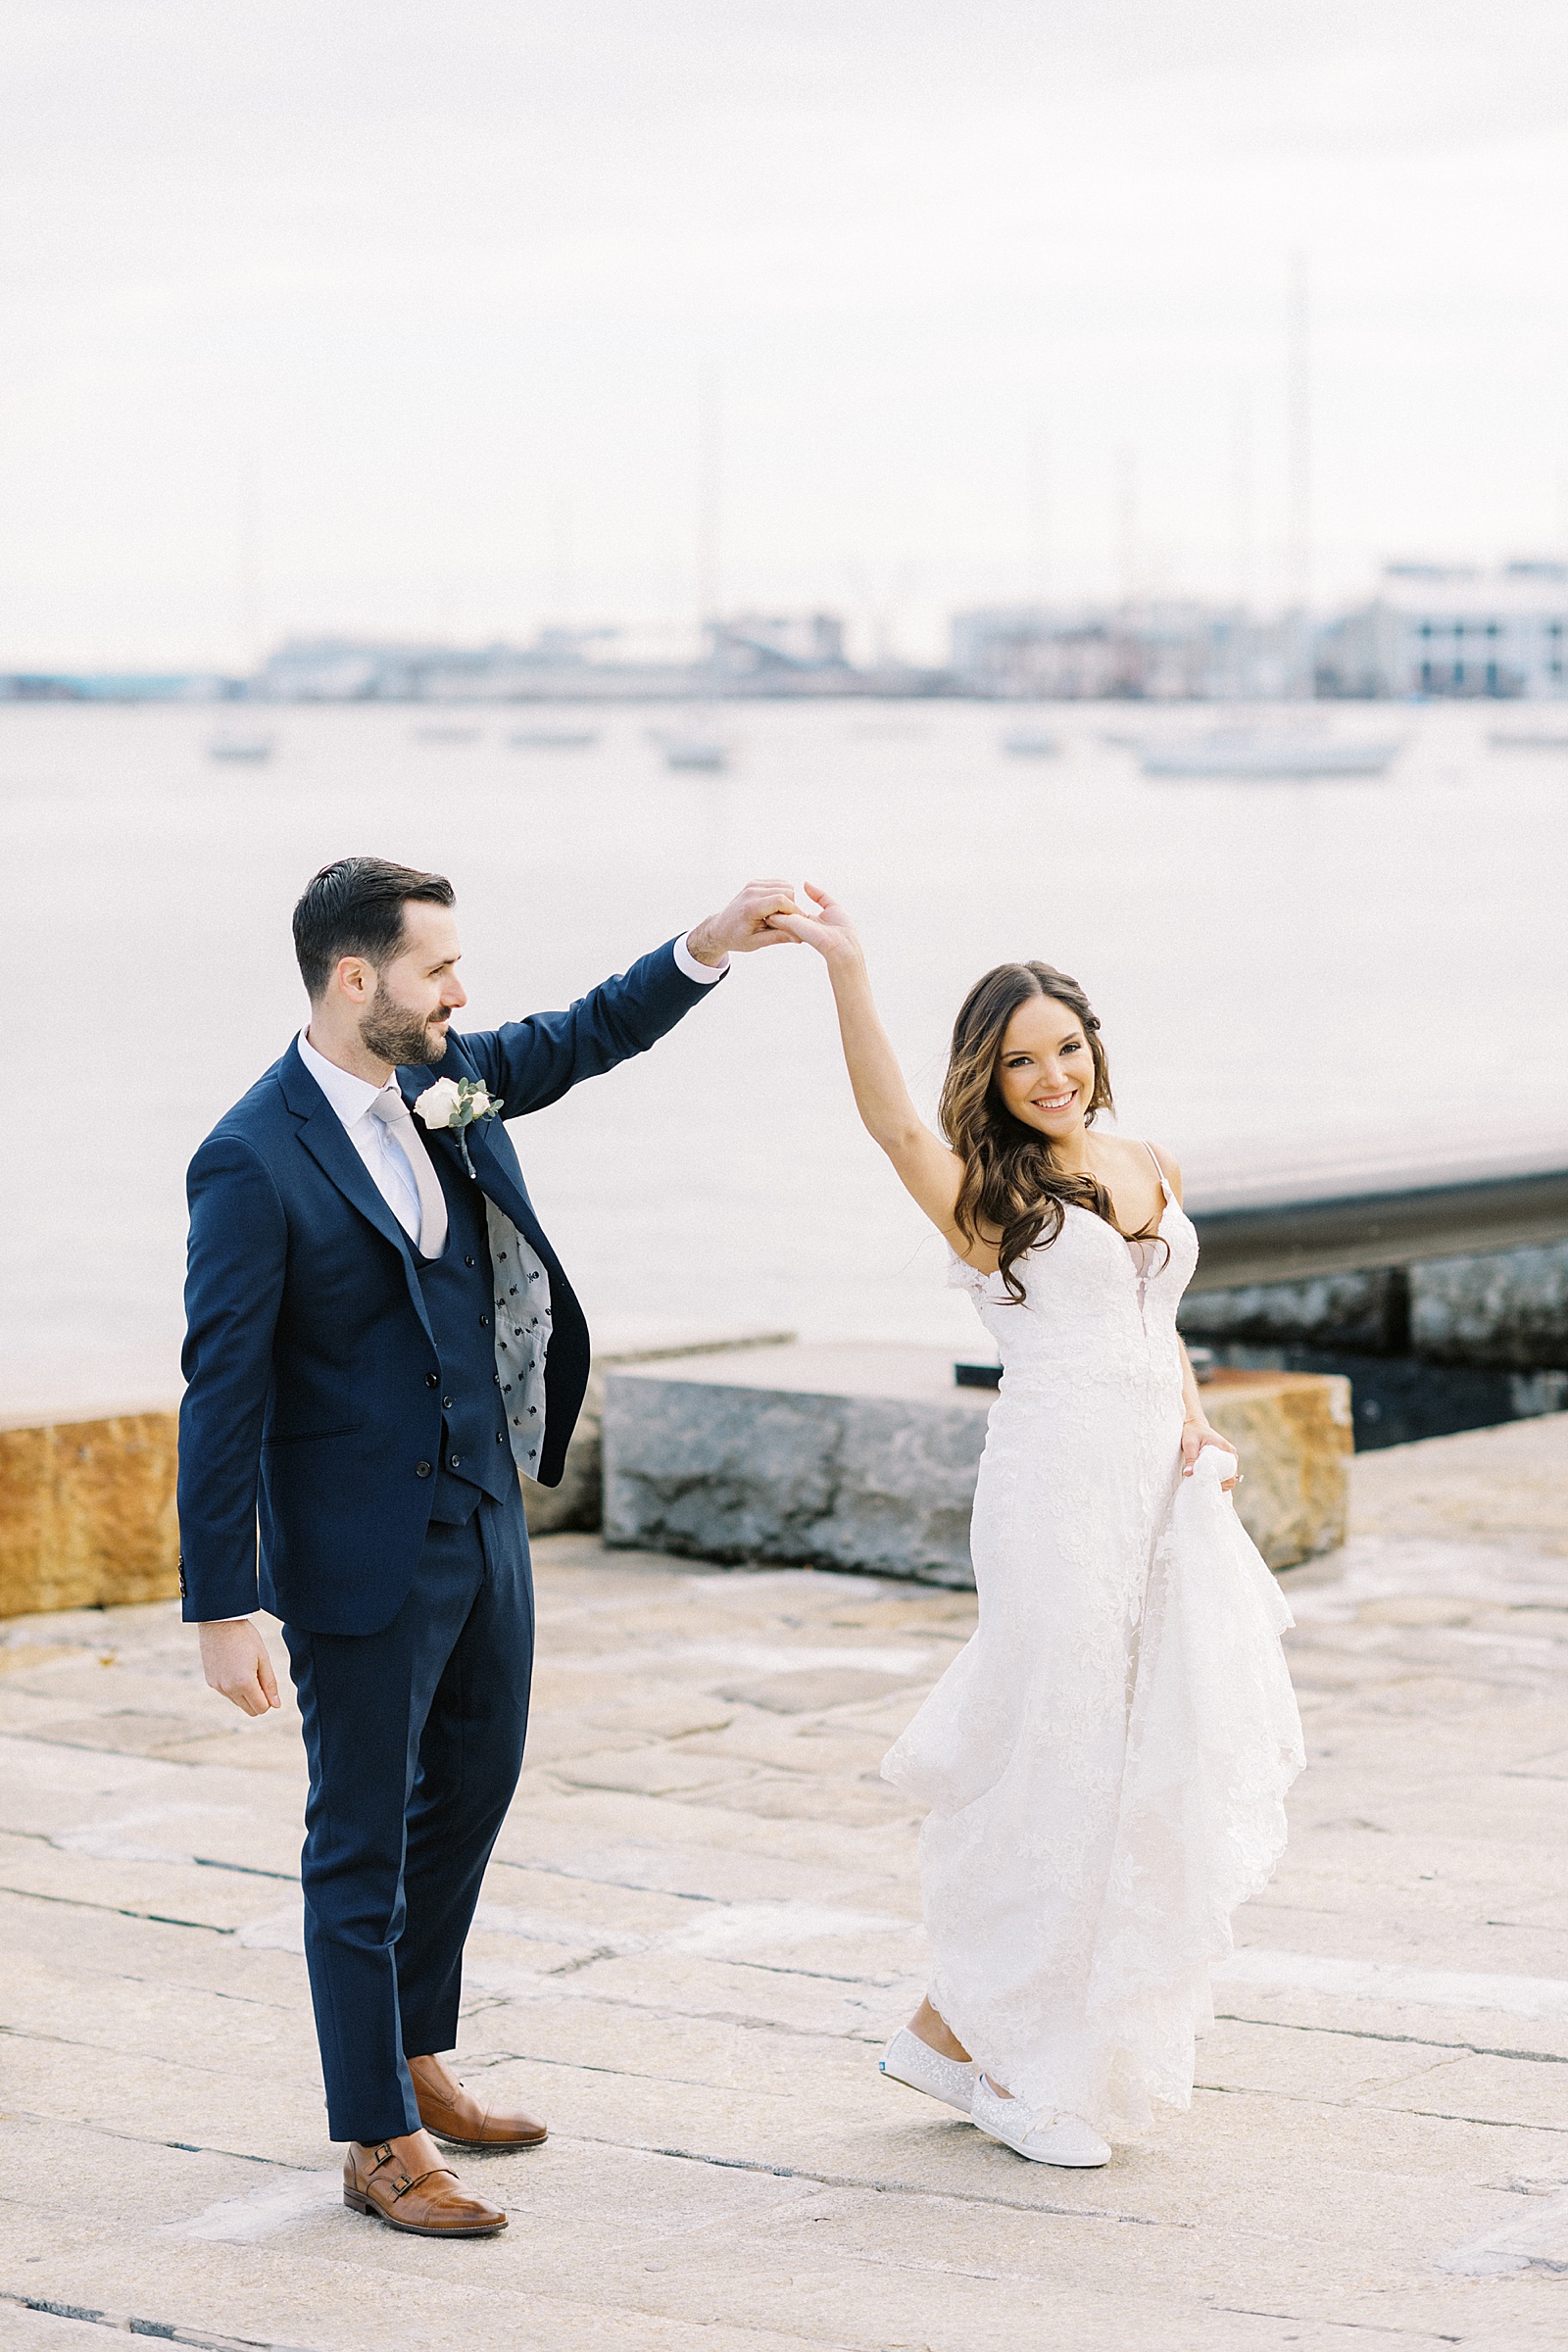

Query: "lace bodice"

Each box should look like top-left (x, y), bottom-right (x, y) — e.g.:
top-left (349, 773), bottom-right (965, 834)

top-left (948, 1174), bottom-right (1198, 1391)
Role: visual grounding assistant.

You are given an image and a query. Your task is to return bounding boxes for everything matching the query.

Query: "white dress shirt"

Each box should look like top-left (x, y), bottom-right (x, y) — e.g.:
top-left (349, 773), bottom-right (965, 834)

top-left (296, 1030), bottom-right (426, 1242)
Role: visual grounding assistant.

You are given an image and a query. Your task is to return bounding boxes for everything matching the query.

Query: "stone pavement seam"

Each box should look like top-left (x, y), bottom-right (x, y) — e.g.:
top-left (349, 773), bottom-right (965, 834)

top-left (0, 2291), bottom-right (316, 2352)
top-left (559, 2129), bottom-right (1176, 2228)
top-left (0, 2026), bottom-right (287, 2082)
top-left (1212, 2013), bottom-right (1568, 2068)
top-left (1200, 2080), bottom-right (1568, 2134)
top-left (2, 1822), bottom-right (297, 1886)
top-left (0, 1881), bottom-right (234, 1936)
top-left (1208, 2305), bottom-right (1462, 2344)
top-left (2, 2109), bottom-right (325, 2174)
top-left (465, 1985), bottom-right (891, 2044)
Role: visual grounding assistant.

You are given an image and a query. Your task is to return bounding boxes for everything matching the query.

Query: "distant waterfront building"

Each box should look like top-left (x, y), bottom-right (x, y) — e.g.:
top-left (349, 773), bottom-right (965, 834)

top-left (250, 628), bottom-right (669, 703)
top-left (1316, 563), bottom-right (1568, 699)
top-left (243, 613), bottom-right (883, 703)
top-left (707, 612), bottom-right (848, 683)
top-left (0, 671), bottom-right (230, 702)
top-left (949, 603), bottom-right (1298, 701)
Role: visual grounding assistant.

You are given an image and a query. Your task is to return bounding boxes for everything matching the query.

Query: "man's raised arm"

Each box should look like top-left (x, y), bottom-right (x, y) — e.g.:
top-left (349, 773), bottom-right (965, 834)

top-left (463, 880), bottom-right (803, 1116)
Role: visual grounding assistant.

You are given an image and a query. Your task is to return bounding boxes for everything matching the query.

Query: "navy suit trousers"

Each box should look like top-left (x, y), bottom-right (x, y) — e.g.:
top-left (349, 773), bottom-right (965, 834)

top-left (282, 1486), bottom-right (533, 2141)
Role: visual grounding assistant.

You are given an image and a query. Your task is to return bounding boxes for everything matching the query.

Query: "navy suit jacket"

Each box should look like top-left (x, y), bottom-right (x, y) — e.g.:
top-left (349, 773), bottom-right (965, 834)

top-left (177, 938), bottom-right (720, 1636)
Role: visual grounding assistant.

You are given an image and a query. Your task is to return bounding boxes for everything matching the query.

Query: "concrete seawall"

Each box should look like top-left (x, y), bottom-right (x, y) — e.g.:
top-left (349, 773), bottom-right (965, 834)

top-left (1180, 1240), bottom-right (1568, 1368)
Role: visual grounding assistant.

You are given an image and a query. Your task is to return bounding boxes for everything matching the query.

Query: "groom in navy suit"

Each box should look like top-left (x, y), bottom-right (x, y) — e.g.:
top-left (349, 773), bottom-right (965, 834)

top-left (178, 857), bottom-right (798, 2237)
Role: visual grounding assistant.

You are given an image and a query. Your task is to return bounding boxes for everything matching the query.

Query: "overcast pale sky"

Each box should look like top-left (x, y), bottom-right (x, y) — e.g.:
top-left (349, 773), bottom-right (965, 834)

top-left (4, 0), bottom-right (1566, 664)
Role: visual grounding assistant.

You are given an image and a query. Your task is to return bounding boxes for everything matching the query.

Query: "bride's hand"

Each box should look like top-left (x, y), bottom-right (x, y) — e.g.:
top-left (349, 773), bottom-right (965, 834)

top-left (763, 881), bottom-right (859, 960)
top-left (1182, 1418), bottom-right (1239, 1492)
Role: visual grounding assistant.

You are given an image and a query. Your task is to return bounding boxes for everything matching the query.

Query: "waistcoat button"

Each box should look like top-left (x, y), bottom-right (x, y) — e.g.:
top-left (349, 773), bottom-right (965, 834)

top-left (415, 1460), bottom-right (431, 1478)
top-left (465, 1254), bottom-right (475, 1267)
top-left (478, 1314), bottom-right (489, 1328)
top-left (442, 1395), bottom-right (454, 1410)
top-left (424, 1372), bottom-right (439, 1389)
top-left (449, 1453), bottom-right (462, 1470)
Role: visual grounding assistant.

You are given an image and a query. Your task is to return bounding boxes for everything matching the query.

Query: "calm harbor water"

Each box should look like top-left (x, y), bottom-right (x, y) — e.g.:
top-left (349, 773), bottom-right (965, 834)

top-left (5, 699), bottom-right (1566, 1413)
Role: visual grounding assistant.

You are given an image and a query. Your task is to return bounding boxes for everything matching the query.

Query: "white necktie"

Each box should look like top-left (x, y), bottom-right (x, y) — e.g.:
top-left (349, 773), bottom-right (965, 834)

top-left (368, 1092), bottom-right (449, 1260)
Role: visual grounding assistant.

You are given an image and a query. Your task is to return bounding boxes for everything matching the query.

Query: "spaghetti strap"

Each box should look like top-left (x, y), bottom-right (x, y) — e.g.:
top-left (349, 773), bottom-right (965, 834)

top-left (1143, 1142), bottom-right (1174, 1204)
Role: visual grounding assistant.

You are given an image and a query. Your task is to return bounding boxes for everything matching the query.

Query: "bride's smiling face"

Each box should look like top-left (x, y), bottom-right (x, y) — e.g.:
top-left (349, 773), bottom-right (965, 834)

top-left (994, 994), bottom-right (1096, 1140)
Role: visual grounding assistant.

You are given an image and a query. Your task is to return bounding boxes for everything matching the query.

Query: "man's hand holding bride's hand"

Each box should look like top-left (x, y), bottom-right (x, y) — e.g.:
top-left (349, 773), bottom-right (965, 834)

top-left (761, 882), bottom-right (859, 960)
top-left (1181, 1419), bottom-right (1240, 1492)
top-left (685, 881), bottom-right (814, 964)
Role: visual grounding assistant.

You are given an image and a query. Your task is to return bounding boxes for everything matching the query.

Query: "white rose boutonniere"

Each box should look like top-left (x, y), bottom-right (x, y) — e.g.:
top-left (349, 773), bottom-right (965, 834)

top-left (414, 1073), bottom-right (503, 1175)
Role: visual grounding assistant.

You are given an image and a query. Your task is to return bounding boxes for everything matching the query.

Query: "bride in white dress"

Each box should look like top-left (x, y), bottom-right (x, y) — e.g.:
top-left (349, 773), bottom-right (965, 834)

top-left (769, 889), bottom-right (1304, 2170)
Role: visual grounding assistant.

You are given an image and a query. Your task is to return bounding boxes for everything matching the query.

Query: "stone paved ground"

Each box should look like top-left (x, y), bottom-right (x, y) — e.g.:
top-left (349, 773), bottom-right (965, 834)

top-left (3, 1420), bottom-right (1568, 2351)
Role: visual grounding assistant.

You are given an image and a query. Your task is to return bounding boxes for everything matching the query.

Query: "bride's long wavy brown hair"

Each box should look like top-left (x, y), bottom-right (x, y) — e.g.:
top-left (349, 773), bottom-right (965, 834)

top-left (940, 960), bottom-right (1156, 1303)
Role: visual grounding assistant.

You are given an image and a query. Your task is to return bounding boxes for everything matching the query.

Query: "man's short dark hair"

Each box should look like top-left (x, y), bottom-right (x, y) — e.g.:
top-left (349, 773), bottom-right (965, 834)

top-left (292, 857), bottom-right (456, 1000)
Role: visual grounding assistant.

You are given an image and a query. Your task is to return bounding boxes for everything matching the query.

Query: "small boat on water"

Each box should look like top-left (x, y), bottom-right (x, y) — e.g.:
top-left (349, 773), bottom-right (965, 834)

top-left (207, 729), bottom-right (274, 763)
top-left (1140, 728), bottom-right (1402, 780)
top-left (1002, 729), bottom-right (1060, 759)
top-left (413, 722), bottom-right (482, 745)
top-left (508, 726), bottom-right (599, 751)
top-left (650, 726), bottom-right (729, 772)
top-left (1489, 726), bottom-right (1568, 752)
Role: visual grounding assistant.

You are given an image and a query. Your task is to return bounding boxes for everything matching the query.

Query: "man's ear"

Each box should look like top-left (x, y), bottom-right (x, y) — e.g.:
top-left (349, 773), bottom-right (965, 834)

top-left (334, 955), bottom-right (374, 1004)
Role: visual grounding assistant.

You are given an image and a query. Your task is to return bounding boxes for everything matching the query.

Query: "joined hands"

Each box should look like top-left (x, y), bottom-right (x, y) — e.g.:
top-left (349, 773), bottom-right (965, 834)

top-left (760, 881), bottom-right (859, 959)
top-left (685, 880), bottom-right (825, 965)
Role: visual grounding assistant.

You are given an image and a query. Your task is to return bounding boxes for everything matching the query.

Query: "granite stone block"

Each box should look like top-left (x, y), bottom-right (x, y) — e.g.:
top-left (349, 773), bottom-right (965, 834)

top-left (604, 1344), bottom-right (1350, 1578)
top-left (521, 1325), bottom-right (794, 1534)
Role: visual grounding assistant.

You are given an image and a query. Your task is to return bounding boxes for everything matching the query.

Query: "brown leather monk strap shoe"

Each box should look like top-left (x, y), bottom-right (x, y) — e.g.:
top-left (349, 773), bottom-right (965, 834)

top-left (411, 2052), bottom-right (548, 2149)
top-left (343, 2140), bottom-right (507, 2236)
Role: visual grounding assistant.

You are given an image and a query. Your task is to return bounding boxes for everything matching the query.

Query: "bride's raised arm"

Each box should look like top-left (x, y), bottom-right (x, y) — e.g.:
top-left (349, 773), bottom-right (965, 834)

top-left (767, 886), bottom-right (987, 1265)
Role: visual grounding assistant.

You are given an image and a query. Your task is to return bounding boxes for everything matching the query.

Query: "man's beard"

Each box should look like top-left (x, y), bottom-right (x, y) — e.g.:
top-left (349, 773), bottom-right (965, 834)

top-left (359, 980), bottom-right (444, 1069)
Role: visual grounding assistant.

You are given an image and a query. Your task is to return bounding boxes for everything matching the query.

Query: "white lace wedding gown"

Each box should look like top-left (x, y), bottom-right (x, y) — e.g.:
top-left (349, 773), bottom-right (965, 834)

top-left (883, 1156), bottom-right (1304, 2137)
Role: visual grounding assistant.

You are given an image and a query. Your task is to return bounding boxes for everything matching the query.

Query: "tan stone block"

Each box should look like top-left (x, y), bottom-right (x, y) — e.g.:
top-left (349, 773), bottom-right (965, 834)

top-left (0, 1409), bottom-right (179, 1617)
top-left (1201, 1368), bottom-right (1353, 1569)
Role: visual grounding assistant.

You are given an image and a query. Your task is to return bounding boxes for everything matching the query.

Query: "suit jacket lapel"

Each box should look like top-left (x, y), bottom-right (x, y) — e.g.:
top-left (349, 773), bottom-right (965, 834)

top-left (401, 1062), bottom-right (531, 1228)
top-left (398, 1054), bottom-right (565, 1285)
top-left (279, 1044), bottom-right (437, 1348)
top-left (456, 1113), bottom-right (549, 1252)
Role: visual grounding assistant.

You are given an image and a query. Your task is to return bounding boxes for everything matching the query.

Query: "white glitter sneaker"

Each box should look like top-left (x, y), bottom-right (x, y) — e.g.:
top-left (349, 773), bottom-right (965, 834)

top-left (879, 2027), bottom-right (980, 2116)
top-left (970, 2075), bottom-right (1110, 2167)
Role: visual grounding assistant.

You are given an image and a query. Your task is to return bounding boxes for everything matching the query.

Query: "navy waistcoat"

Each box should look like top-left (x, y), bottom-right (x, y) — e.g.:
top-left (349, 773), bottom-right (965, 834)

top-left (416, 1137), bottom-right (514, 1523)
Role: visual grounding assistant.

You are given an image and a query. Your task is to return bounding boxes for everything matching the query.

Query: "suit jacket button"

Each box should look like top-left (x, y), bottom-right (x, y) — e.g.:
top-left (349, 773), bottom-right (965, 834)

top-left (416, 1460), bottom-right (432, 1478)
top-left (449, 1454), bottom-right (462, 1470)
top-left (425, 1372), bottom-right (439, 1389)
top-left (442, 1395), bottom-right (454, 1409)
